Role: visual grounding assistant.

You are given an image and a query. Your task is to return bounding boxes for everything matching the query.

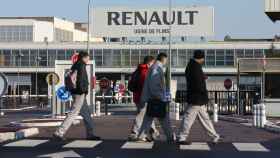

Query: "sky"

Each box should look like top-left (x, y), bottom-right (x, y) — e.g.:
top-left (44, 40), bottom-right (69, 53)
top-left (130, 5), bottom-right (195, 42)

top-left (0, 0), bottom-right (279, 40)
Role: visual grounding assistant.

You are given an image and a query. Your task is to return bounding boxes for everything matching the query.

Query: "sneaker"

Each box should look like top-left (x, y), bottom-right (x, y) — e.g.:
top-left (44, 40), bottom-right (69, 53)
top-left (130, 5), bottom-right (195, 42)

top-left (87, 135), bottom-right (101, 141)
top-left (135, 137), bottom-right (151, 143)
top-left (211, 135), bottom-right (222, 145)
top-left (52, 133), bottom-right (66, 141)
top-left (128, 134), bottom-right (138, 141)
top-left (177, 140), bottom-right (192, 145)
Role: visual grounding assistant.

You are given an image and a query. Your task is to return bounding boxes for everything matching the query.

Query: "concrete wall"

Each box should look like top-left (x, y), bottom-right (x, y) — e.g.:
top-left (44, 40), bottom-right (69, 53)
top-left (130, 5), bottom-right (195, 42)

top-left (34, 21), bottom-right (54, 42)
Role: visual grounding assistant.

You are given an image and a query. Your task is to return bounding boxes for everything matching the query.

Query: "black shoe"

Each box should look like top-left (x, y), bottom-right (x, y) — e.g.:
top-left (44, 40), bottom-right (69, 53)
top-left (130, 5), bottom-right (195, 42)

top-left (87, 135), bottom-right (101, 141)
top-left (52, 134), bottom-right (66, 141)
top-left (177, 140), bottom-right (192, 145)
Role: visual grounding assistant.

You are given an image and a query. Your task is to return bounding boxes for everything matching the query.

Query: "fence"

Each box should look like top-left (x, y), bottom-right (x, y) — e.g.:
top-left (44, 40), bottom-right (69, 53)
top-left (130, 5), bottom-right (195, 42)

top-left (0, 95), bottom-right (49, 109)
top-left (175, 90), bottom-right (259, 115)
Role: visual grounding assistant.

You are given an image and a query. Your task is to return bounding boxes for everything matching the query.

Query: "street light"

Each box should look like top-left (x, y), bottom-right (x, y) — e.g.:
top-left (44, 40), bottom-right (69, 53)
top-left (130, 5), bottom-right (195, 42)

top-left (167, 0), bottom-right (172, 91)
top-left (17, 52), bottom-right (24, 97)
top-left (88, 0), bottom-right (96, 114)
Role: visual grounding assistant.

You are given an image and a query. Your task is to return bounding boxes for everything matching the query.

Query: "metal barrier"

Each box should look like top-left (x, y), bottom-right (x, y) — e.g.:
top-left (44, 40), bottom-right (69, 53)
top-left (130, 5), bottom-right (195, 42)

top-left (96, 95), bottom-right (133, 115)
top-left (175, 90), bottom-right (259, 115)
top-left (0, 95), bottom-right (49, 110)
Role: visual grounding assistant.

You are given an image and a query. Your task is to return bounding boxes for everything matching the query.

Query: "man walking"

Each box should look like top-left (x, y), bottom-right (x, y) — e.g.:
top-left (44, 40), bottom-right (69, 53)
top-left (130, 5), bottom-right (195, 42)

top-left (137, 53), bottom-right (175, 142)
top-left (53, 51), bottom-right (100, 141)
top-left (177, 50), bottom-right (220, 145)
top-left (128, 56), bottom-right (159, 141)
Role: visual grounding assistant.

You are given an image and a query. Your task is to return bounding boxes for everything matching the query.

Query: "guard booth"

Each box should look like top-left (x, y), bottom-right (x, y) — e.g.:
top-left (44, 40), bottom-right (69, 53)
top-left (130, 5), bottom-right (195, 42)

top-left (237, 58), bottom-right (280, 116)
top-left (51, 60), bottom-right (96, 116)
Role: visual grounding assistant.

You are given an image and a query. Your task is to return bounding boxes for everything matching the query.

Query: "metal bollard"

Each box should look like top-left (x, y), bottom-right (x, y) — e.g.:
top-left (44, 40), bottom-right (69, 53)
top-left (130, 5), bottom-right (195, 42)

top-left (175, 103), bottom-right (180, 121)
top-left (96, 101), bottom-right (101, 117)
top-left (213, 103), bottom-right (218, 123)
top-left (260, 103), bottom-right (266, 128)
top-left (253, 104), bottom-right (257, 127)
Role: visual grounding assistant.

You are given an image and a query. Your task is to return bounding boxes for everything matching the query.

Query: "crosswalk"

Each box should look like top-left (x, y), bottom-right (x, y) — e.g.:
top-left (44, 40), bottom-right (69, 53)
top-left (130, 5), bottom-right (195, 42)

top-left (0, 139), bottom-right (274, 152)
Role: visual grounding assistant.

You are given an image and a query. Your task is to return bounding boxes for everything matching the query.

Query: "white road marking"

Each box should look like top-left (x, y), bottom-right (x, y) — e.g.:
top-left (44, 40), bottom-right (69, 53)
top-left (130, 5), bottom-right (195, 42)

top-left (233, 143), bottom-right (269, 152)
top-left (63, 140), bottom-right (102, 148)
top-left (121, 142), bottom-right (154, 149)
top-left (38, 150), bottom-right (81, 158)
top-left (4, 139), bottom-right (48, 147)
top-left (180, 142), bottom-right (210, 151)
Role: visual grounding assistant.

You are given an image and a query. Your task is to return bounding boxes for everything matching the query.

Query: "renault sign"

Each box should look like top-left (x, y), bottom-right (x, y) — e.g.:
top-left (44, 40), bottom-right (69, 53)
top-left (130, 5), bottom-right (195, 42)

top-left (91, 6), bottom-right (214, 37)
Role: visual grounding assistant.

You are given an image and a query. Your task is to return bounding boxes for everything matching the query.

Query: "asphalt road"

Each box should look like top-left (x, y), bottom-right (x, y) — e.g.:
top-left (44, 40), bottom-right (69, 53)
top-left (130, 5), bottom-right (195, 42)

top-left (0, 138), bottom-right (280, 158)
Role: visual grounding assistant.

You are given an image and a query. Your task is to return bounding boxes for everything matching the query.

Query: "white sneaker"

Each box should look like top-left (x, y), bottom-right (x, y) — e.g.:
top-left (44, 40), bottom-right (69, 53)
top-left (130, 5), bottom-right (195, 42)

top-left (212, 135), bottom-right (221, 144)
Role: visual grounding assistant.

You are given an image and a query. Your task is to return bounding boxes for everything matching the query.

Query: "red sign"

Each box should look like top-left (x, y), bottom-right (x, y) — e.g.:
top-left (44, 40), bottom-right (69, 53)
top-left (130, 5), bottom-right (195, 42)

top-left (224, 79), bottom-right (232, 90)
top-left (99, 78), bottom-right (110, 90)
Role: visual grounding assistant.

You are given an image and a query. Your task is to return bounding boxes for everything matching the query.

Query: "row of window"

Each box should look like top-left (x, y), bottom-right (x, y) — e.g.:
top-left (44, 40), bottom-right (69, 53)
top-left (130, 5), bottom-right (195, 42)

top-left (0, 26), bottom-right (33, 42)
top-left (0, 49), bottom-right (266, 68)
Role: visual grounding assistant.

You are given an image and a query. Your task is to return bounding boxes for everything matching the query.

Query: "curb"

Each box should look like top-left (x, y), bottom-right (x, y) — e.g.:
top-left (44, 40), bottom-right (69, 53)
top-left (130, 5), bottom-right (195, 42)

top-left (0, 128), bottom-right (39, 143)
top-left (219, 116), bottom-right (280, 134)
top-left (218, 116), bottom-right (250, 123)
top-left (264, 122), bottom-right (280, 133)
top-left (10, 119), bottom-right (80, 127)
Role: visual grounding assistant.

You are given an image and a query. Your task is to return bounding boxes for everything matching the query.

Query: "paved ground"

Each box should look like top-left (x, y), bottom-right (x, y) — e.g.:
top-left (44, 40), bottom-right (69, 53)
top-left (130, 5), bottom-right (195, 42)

top-left (1, 110), bottom-right (280, 157)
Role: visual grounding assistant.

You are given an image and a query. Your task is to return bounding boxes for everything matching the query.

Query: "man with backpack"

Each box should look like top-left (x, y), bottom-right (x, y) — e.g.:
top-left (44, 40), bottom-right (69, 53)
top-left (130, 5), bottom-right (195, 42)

top-left (128, 56), bottom-right (158, 141)
top-left (53, 51), bottom-right (101, 141)
top-left (136, 53), bottom-right (175, 142)
top-left (177, 50), bottom-right (220, 145)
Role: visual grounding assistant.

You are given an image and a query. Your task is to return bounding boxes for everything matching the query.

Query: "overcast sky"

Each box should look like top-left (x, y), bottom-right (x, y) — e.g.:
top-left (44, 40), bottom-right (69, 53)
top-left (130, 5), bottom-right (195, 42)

top-left (0, 0), bottom-right (279, 40)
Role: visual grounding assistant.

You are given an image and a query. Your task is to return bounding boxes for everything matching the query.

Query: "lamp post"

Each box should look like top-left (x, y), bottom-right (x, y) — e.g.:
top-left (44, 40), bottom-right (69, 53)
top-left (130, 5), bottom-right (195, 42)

top-left (17, 52), bottom-right (24, 97)
top-left (167, 0), bottom-right (172, 92)
top-left (88, 0), bottom-right (96, 114)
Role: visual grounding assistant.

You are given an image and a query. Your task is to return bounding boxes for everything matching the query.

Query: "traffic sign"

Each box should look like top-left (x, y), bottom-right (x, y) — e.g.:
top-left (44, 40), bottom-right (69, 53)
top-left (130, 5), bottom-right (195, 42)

top-left (99, 78), bottom-right (110, 90)
top-left (0, 73), bottom-right (8, 96)
top-left (224, 79), bottom-right (233, 90)
top-left (56, 86), bottom-right (71, 102)
top-left (46, 73), bottom-right (60, 85)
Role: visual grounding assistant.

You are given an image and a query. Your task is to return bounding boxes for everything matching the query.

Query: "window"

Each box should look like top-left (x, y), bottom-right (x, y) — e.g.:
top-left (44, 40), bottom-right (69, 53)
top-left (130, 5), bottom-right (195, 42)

top-left (150, 49), bottom-right (158, 58)
top-left (178, 49), bottom-right (187, 67)
top-left (206, 50), bottom-right (215, 67)
top-left (245, 49), bottom-right (254, 58)
top-left (236, 49), bottom-right (245, 59)
top-left (121, 49), bottom-right (130, 67)
top-left (113, 49), bottom-right (121, 66)
top-left (140, 49), bottom-right (149, 64)
top-left (48, 50), bottom-right (57, 67)
top-left (39, 50), bottom-right (48, 66)
top-left (216, 49), bottom-right (225, 66)
top-left (21, 50), bottom-right (30, 66)
top-left (171, 49), bottom-right (177, 67)
top-left (30, 50), bottom-right (38, 66)
top-left (103, 49), bottom-right (113, 67)
top-left (254, 49), bottom-right (264, 58)
top-left (225, 50), bottom-right (234, 66)
top-left (94, 49), bottom-right (103, 66)
top-left (131, 49), bottom-right (140, 66)
top-left (57, 50), bottom-right (66, 60)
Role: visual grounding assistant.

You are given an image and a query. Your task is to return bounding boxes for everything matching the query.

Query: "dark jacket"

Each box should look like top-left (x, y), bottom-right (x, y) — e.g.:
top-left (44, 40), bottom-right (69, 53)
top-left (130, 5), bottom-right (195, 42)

top-left (71, 61), bottom-right (89, 95)
top-left (185, 59), bottom-right (208, 105)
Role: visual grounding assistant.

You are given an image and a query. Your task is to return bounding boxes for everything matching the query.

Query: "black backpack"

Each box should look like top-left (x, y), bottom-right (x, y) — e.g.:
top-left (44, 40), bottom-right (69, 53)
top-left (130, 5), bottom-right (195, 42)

top-left (128, 68), bottom-right (141, 92)
top-left (64, 69), bottom-right (77, 92)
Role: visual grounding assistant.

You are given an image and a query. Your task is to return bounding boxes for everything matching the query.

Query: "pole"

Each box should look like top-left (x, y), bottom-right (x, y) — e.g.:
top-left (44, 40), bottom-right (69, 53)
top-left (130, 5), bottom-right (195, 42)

top-left (87, 0), bottom-right (91, 55)
top-left (168, 0), bottom-right (172, 90)
top-left (88, 0), bottom-right (97, 115)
